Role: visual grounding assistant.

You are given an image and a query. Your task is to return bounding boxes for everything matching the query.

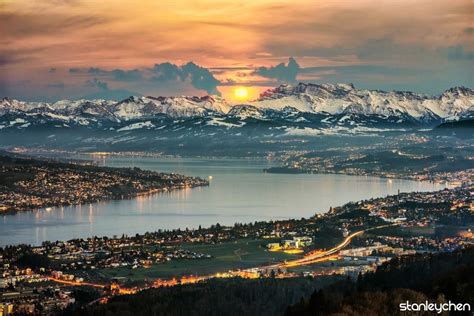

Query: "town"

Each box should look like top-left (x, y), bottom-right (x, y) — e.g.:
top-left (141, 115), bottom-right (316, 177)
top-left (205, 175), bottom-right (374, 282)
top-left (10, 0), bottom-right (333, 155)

top-left (0, 155), bottom-right (208, 214)
top-left (1, 184), bottom-right (472, 315)
top-left (265, 140), bottom-right (474, 186)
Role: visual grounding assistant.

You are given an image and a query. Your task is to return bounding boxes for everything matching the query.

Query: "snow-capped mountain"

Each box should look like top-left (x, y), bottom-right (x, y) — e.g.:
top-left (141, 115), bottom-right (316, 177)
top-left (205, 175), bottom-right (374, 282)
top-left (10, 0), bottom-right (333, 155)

top-left (110, 95), bottom-right (230, 119)
top-left (0, 95), bottom-right (230, 122)
top-left (253, 83), bottom-right (473, 122)
top-left (0, 84), bottom-right (472, 137)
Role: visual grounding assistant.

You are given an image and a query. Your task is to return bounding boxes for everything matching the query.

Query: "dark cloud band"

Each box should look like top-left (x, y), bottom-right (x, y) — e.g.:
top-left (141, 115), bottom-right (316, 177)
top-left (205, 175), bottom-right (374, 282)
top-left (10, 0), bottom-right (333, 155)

top-left (254, 57), bottom-right (300, 82)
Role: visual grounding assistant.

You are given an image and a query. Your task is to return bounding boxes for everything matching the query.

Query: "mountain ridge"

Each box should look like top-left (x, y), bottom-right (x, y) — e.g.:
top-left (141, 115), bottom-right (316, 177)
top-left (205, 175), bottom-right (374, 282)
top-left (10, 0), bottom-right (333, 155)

top-left (1, 84), bottom-right (472, 137)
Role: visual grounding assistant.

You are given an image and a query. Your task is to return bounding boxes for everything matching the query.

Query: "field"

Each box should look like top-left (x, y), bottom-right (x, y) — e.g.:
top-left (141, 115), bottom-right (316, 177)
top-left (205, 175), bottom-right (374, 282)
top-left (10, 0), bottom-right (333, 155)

top-left (98, 239), bottom-right (303, 280)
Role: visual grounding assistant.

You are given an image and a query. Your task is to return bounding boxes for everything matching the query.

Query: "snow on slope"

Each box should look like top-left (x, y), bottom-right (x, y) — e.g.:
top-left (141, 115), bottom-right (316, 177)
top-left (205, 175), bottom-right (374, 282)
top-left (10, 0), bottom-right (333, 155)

top-left (253, 83), bottom-right (473, 121)
top-left (0, 84), bottom-right (472, 130)
top-left (111, 95), bottom-right (230, 119)
top-left (0, 95), bottom-right (231, 121)
top-left (117, 121), bottom-right (155, 132)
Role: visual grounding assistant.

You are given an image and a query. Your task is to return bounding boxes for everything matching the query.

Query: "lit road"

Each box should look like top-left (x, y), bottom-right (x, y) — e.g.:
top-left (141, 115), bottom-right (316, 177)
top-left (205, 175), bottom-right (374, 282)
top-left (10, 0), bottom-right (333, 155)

top-left (252, 223), bottom-right (400, 271)
top-left (279, 230), bottom-right (364, 268)
top-left (283, 223), bottom-right (401, 268)
top-left (250, 230), bottom-right (365, 272)
top-left (48, 277), bottom-right (105, 289)
top-left (47, 223), bottom-right (400, 293)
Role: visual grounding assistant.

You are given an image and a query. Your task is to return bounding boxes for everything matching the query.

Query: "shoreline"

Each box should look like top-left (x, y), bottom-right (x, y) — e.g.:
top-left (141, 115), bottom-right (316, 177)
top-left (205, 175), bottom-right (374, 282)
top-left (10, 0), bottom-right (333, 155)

top-left (0, 153), bottom-right (209, 216)
top-left (0, 183), bottom-right (208, 216)
top-left (14, 147), bottom-right (469, 186)
top-left (264, 167), bottom-right (465, 187)
top-left (6, 147), bottom-right (281, 162)
top-left (1, 185), bottom-right (466, 248)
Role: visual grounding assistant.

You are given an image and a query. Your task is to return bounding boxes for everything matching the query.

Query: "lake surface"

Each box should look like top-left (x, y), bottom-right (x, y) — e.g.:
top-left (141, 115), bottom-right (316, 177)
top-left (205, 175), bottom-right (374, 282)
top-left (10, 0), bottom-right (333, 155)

top-left (0, 157), bottom-right (446, 246)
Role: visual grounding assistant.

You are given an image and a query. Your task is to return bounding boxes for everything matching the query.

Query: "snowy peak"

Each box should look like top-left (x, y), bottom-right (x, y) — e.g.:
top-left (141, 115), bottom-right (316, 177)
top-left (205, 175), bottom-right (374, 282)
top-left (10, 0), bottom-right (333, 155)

top-left (0, 98), bottom-right (52, 115)
top-left (435, 86), bottom-right (474, 119)
top-left (111, 95), bottom-right (230, 119)
top-left (441, 86), bottom-right (472, 98)
top-left (0, 95), bottom-right (231, 122)
top-left (260, 83), bottom-right (355, 100)
top-left (255, 83), bottom-right (473, 121)
top-left (228, 104), bottom-right (265, 119)
top-left (0, 84), bottom-right (472, 132)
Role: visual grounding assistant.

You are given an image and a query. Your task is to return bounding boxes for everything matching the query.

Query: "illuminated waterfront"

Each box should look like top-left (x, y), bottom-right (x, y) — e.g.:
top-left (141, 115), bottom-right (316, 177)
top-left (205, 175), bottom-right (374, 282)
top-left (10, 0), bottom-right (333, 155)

top-left (0, 157), bottom-right (446, 246)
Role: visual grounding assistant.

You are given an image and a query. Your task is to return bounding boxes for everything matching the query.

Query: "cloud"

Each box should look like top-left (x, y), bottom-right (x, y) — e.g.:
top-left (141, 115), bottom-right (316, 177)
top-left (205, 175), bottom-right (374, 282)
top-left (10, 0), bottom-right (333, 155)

top-left (0, 57), bottom-right (15, 66)
top-left (356, 38), bottom-right (427, 62)
top-left (150, 62), bottom-right (182, 81)
top-left (294, 62), bottom-right (472, 95)
top-left (0, 12), bottom-right (106, 39)
top-left (3, 0), bottom-right (472, 99)
top-left (87, 67), bottom-right (106, 74)
top-left (255, 52), bottom-right (273, 57)
top-left (85, 78), bottom-right (109, 91)
top-left (0, 47), bottom-right (48, 66)
top-left (68, 61), bottom-right (221, 95)
top-left (47, 82), bottom-right (65, 89)
top-left (464, 27), bottom-right (474, 35)
top-left (110, 69), bottom-right (143, 81)
top-left (87, 67), bottom-right (144, 81)
top-left (151, 62), bottom-right (221, 95)
top-left (83, 78), bottom-right (139, 100)
top-left (82, 88), bottom-right (139, 100)
top-left (301, 65), bottom-right (418, 77)
top-left (182, 62), bottom-right (221, 95)
top-left (250, 60), bottom-right (425, 90)
top-left (0, 58), bottom-right (8, 67)
top-left (254, 57), bottom-right (300, 82)
top-left (439, 45), bottom-right (474, 61)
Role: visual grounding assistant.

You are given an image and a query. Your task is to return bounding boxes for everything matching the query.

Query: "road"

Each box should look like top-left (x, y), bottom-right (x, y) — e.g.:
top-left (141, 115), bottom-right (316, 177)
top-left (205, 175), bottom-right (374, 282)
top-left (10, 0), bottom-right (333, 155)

top-left (48, 277), bottom-right (105, 289)
top-left (279, 230), bottom-right (364, 268)
top-left (47, 224), bottom-right (399, 292)
top-left (249, 230), bottom-right (365, 272)
top-left (252, 223), bottom-right (400, 271)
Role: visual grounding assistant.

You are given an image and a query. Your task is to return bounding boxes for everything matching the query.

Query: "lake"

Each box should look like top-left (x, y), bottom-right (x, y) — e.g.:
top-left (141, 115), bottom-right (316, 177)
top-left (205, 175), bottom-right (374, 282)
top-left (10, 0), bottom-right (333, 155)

top-left (0, 157), bottom-right (446, 246)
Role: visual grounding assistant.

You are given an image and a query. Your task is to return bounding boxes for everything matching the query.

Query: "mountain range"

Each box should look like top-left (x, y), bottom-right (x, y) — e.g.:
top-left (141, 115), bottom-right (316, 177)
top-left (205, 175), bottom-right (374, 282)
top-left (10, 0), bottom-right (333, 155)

top-left (0, 83), bottom-right (472, 142)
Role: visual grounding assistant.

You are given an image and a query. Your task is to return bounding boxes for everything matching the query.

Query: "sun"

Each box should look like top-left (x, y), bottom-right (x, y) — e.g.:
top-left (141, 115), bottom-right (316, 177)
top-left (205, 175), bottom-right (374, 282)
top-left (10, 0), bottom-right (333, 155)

top-left (233, 87), bottom-right (249, 100)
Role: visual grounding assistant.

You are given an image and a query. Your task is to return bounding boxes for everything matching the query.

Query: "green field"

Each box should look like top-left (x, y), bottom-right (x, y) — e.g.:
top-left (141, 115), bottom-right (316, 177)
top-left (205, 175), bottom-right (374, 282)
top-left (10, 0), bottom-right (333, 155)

top-left (98, 239), bottom-right (303, 280)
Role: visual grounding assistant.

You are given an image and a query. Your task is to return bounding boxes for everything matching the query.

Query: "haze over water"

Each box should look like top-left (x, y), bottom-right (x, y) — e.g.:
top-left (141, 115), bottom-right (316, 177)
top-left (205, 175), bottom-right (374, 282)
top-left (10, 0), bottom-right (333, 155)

top-left (0, 157), bottom-right (446, 246)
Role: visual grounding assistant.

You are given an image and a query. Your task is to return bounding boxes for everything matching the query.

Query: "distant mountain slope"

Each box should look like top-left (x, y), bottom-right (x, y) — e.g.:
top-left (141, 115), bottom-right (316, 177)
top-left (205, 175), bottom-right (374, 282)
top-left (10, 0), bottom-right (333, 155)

top-left (254, 83), bottom-right (473, 122)
top-left (0, 84), bottom-right (472, 139)
top-left (0, 95), bottom-right (230, 121)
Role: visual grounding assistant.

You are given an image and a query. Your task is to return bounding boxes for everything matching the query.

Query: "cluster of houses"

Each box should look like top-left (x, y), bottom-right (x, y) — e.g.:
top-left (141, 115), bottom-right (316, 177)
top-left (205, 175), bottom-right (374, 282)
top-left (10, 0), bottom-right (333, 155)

top-left (267, 236), bottom-right (313, 251)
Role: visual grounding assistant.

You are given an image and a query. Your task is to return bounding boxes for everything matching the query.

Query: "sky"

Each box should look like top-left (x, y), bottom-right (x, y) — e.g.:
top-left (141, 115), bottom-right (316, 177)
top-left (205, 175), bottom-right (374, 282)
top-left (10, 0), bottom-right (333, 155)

top-left (1, 0), bottom-right (473, 102)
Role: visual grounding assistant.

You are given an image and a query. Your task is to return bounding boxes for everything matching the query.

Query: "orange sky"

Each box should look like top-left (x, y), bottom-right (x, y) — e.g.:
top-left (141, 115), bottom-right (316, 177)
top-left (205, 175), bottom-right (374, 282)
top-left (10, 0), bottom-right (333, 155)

top-left (1, 0), bottom-right (473, 101)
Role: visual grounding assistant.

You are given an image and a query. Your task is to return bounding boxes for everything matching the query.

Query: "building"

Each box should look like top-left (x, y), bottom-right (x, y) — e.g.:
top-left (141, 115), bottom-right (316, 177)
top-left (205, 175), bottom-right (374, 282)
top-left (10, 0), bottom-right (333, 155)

top-left (282, 236), bottom-right (313, 249)
top-left (0, 303), bottom-right (14, 316)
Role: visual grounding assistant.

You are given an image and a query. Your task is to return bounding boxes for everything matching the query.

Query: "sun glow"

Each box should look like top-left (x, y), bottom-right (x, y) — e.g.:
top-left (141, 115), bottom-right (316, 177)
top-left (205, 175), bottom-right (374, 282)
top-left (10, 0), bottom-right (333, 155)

top-left (221, 85), bottom-right (267, 103)
top-left (233, 87), bottom-right (249, 100)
